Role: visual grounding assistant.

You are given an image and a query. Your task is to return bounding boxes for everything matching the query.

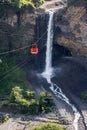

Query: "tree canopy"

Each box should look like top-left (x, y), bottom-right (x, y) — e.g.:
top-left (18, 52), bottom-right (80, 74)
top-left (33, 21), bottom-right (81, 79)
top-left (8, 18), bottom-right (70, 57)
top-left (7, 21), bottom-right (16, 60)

top-left (0, 0), bottom-right (45, 8)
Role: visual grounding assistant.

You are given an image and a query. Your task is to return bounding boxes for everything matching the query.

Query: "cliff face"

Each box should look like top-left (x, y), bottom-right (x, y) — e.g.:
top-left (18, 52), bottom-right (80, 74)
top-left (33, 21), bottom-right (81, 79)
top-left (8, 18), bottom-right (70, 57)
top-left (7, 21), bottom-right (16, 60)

top-left (54, 0), bottom-right (87, 56)
top-left (0, 0), bottom-right (87, 56)
top-left (0, 5), bottom-right (36, 52)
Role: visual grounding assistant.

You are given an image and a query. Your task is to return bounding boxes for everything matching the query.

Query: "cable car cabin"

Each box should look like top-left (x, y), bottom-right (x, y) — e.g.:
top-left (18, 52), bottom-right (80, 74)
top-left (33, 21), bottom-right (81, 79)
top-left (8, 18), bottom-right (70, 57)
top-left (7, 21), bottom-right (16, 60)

top-left (30, 43), bottom-right (38, 54)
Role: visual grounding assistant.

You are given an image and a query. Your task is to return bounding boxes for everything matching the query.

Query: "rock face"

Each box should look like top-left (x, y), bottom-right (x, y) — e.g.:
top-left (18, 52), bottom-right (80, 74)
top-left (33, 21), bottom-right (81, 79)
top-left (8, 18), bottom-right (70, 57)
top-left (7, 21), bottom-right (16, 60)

top-left (0, 4), bottom-right (36, 52)
top-left (54, 0), bottom-right (87, 56)
top-left (0, 0), bottom-right (87, 56)
top-left (35, 13), bottom-right (48, 48)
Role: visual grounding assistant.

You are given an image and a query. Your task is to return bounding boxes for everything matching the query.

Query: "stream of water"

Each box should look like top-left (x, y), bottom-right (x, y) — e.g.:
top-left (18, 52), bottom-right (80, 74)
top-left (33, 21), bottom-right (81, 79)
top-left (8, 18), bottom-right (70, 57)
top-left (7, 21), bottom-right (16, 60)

top-left (42, 11), bottom-right (80, 130)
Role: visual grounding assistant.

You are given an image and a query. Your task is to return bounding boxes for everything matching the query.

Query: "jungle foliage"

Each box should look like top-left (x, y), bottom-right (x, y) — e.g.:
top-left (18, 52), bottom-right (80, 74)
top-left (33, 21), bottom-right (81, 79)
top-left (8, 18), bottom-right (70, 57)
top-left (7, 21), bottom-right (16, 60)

top-left (0, 0), bottom-right (45, 8)
top-left (8, 87), bottom-right (54, 114)
top-left (0, 55), bottom-right (28, 99)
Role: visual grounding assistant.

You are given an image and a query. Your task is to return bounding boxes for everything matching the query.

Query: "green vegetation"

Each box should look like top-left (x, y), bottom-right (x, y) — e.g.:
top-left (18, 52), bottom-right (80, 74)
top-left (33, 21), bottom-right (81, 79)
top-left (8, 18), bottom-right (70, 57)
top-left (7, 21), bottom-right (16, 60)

top-left (39, 91), bottom-right (54, 113)
top-left (0, 114), bottom-right (10, 123)
top-left (24, 90), bottom-right (35, 99)
top-left (2, 114), bottom-right (10, 122)
top-left (1, 0), bottom-right (45, 8)
top-left (32, 123), bottom-right (65, 130)
top-left (81, 91), bottom-right (87, 101)
top-left (0, 58), bottom-right (54, 115)
top-left (32, 0), bottom-right (44, 7)
top-left (8, 87), bottom-right (54, 114)
top-left (9, 86), bottom-right (23, 102)
top-left (0, 43), bottom-right (54, 115)
top-left (0, 55), bottom-right (28, 99)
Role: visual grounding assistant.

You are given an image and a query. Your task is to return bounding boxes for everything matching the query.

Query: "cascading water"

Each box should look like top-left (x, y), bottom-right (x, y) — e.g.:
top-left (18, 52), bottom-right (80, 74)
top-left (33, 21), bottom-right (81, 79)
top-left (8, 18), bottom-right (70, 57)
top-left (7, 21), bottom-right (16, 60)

top-left (42, 11), bottom-right (80, 130)
top-left (42, 11), bottom-right (54, 83)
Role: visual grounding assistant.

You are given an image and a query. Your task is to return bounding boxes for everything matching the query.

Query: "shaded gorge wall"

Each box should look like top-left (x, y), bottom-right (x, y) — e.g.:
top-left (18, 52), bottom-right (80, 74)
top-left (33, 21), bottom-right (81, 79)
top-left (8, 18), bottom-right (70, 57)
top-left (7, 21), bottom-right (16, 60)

top-left (35, 12), bottom-right (71, 70)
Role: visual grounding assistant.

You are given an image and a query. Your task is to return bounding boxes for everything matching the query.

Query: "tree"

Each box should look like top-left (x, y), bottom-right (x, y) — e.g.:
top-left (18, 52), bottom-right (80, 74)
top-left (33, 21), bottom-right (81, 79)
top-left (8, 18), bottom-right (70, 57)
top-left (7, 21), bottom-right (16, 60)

top-left (9, 86), bottom-right (23, 102)
top-left (5, 0), bottom-right (45, 8)
top-left (39, 91), bottom-right (54, 113)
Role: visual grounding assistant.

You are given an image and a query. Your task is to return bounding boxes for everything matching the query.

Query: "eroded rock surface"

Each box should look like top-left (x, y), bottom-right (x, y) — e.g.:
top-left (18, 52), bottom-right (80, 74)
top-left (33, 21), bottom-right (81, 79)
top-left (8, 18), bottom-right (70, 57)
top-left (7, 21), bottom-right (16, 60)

top-left (54, 0), bottom-right (87, 56)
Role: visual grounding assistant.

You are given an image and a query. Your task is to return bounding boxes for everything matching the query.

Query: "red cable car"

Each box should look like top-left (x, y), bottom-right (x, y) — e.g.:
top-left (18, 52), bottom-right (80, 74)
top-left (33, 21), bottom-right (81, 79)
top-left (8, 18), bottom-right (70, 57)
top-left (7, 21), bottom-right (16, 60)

top-left (30, 43), bottom-right (39, 54)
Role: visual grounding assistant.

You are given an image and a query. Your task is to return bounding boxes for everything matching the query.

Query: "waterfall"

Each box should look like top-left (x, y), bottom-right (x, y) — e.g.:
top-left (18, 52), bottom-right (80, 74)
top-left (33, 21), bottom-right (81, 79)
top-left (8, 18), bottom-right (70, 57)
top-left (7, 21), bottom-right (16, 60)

top-left (42, 11), bottom-right (54, 83)
top-left (45, 12), bottom-right (53, 77)
top-left (42, 11), bottom-right (80, 130)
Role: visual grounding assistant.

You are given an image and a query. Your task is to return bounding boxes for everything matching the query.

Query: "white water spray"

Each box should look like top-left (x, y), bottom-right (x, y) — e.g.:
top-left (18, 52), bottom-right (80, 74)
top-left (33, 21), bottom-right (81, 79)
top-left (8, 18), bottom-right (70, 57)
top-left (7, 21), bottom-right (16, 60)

top-left (42, 11), bottom-right (54, 83)
top-left (42, 11), bottom-right (80, 130)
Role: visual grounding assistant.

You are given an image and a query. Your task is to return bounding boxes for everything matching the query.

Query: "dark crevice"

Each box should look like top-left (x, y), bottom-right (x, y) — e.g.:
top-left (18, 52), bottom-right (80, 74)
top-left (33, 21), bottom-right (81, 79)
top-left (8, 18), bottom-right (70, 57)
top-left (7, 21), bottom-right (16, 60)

top-left (52, 43), bottom-right (72, 66)
top-left (16, 10), bottom-right (21, 26)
